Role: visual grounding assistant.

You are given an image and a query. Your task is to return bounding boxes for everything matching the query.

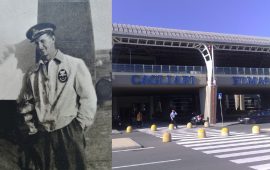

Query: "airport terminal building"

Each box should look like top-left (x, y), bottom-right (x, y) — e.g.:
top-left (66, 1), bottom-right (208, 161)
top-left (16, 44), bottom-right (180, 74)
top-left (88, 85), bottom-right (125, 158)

top-left (112, 23), bottom-right (270, 125)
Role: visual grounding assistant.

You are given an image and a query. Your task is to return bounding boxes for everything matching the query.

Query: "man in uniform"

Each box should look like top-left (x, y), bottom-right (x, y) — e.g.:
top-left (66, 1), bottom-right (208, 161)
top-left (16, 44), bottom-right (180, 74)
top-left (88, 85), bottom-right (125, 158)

top-left (18, 23), bottom-right (97, 169)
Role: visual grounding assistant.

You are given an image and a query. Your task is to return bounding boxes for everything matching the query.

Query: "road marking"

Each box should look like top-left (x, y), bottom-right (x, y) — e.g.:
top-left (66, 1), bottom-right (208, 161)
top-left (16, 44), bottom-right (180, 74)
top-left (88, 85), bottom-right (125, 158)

top-left (207, 128), bottom-right (243, 134)
top-left (203, 144), bottom-right (270, 154)
top-left (177, 134), bottom-right (264, 145)
top-left (155, 126), bottom-right (185, 131)
top-left (193, 139), bottom-right (270, 150)
top-left (231, 155), bottom-right (270, 164)
top-left (112, 147), bottom-right (155, 153)
top-left (112, 159), bottom-right (182, 169)
top-left (216, 149), bottom-right (270, 158)
top-left (170, 134), bottom-right (198, 137)
top-left (140, 127), bottom-right (245, 142)
top-left (261, 128), bottom-right (270, 132)
top-left (250, 163), bottom-right (270, 170)
top-left (140, 126), bottom-right (270, 169)
top-left (171, 135), bottom-right (197, 138)
top-left (185, 136), bottom-right (270, 147)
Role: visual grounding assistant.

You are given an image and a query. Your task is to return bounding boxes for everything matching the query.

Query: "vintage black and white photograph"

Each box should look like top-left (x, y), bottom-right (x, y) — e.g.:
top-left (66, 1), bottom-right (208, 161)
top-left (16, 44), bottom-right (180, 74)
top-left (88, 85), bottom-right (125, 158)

top-left (0, 0), bottom-right (111, 169)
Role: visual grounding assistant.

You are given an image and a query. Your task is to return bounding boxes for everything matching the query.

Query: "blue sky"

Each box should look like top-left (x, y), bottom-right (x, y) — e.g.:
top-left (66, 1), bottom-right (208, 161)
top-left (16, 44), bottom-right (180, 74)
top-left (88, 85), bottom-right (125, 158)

top-left (113, 0), bottom-right (270, 37)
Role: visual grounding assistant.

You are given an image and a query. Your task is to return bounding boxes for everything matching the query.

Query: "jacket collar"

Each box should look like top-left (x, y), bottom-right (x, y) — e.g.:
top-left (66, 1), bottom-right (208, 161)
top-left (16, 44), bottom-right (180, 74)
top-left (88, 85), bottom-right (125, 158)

top-left (34, 50), bottom-right (64, 72)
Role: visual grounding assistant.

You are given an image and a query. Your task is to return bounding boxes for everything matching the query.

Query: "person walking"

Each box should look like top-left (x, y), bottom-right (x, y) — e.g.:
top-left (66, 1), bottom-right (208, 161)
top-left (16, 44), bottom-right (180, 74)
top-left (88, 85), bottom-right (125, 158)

top-left (170, 109), bottom-right (178, 129)
top-left (136, 111), bottom-right (143, 128)
top-left (18, 23), bottom-right (97, 170)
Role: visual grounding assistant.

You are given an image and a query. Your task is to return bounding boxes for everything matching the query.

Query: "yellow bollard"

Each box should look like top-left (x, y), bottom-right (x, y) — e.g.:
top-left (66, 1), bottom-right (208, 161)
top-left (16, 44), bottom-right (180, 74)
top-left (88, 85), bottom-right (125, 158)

top-left (168, 123), bottom-right (174, 130)
top-left (198, 128), bottom-right (206, 138)
top-left (221, 127), bottom-right (229, 136)
top-left (151, 124), bottom-right (157, 131)
top-left (162, 132), bottom-right (172, 142)
top-left (126, 126), bottom-right (132, 133)
top-left (204, 121), bottom-right (209, 128)
top-left (186, 122), bottom-right (192, 128)
top-left (252, 125), bottom-right (260, 134)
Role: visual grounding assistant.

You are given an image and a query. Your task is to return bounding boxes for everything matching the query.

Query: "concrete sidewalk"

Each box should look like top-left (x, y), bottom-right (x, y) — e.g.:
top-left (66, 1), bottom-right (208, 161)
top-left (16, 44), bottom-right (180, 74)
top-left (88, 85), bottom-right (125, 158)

top-left (211, 121), bottom-right (239, 127)
top-left (112, 137), bottom-right (142, 150)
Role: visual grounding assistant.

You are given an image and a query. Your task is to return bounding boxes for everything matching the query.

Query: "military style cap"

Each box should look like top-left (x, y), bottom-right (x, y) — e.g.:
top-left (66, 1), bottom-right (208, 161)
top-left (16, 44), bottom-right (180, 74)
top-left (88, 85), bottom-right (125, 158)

top-left (26, 23), bottom-right (56, 42)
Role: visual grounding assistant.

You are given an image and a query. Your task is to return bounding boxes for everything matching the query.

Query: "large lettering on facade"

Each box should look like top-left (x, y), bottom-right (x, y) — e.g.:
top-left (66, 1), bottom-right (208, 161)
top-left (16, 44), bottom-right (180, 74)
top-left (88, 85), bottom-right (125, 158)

top-left (232, 76), bottom-right (270, 85)
top-left (131, 75), bottom-right (195, 85)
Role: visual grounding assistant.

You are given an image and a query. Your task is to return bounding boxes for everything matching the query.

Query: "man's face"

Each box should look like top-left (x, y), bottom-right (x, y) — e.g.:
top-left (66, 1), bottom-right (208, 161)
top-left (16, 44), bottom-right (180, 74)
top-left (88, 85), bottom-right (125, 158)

top-left (34, 33), bottom-right (55, 58)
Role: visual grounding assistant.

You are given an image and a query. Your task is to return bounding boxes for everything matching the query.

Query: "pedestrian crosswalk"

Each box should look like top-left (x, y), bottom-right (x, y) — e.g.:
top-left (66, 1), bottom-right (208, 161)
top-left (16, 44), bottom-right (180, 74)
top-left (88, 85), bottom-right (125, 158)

top-left (139, 126), bottom-right (270, 170)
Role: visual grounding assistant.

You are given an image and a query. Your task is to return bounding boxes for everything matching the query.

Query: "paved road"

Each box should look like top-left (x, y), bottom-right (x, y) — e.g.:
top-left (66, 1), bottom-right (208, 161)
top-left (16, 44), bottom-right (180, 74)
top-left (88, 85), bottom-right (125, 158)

top-left (113, 123), bottom-right (270, 170)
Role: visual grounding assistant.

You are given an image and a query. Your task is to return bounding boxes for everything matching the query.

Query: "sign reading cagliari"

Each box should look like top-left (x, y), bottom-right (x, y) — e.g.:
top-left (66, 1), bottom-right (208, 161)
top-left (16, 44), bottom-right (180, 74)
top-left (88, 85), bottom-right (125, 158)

top-left (232, 76), bottom-right (270, 85)
top-left (131, 75), bottom-right (195, 85)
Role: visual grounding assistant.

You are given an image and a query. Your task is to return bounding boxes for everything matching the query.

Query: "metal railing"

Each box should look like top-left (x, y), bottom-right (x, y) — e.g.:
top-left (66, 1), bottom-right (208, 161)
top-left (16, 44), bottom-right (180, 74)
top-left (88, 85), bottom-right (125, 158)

top-left (112, 63), bottom-right (270, 75)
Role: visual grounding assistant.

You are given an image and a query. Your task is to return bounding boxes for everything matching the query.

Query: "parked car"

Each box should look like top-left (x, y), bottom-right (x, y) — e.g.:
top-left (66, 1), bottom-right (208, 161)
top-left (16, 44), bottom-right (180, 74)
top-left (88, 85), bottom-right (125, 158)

top-left (238, 109), bottom-right (270, 124)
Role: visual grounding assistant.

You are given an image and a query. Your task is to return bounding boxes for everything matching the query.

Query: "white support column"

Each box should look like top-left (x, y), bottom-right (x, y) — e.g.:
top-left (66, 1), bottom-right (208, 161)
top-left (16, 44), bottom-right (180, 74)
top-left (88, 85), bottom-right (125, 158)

top-left (240, 94), bottom-right (245, 110)
top-left (195, 44), bottom-right (217, 124)
top-left (195, 44), bottom-right (215, 85)
top-left (234, 94), bottom-right (240, 110)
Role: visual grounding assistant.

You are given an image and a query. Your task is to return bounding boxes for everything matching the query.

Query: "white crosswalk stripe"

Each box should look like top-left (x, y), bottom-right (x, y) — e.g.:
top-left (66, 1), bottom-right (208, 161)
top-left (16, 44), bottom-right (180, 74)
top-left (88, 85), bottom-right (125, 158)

top-left (216, 149), bottom-right (270, 158)
top-left (185, 136), bottom-right (270, 147)
top-left (250, 163), bottom-right (270, 170)
top-left (138, 126), bottom-right (270, 170)
top-left (193, 139), bottom-right (270, 150)
top-left (177, 134), bottom-right (263, 144)
top-left (231, 155), bottom-right (270, 164)
top-left (204, 143), bottom-right (270, 154)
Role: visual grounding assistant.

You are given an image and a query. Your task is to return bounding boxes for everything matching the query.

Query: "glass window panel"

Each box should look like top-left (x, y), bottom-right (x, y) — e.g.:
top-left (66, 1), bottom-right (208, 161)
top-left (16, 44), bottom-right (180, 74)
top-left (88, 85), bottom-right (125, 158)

top-left (135, 64), bottom-right (143, 72)
top-left (258, 68), bottom-right (263, 75)
top-left (224, 67), bottom-right (230, 74)
top-left (264, 68), bottom-right (269, 75)
top-left (153, 65), bottom-right (161, 73)
top-left (245, 68), bottom-right (251, 75)
top-left (162, 65), bottom-right (169, 73)
top-left (144, 65), bottom-right (152, 73)
top-left (186, 66), bottom-right (193, 73)
top-left (170, 65), bottom-right (177, 73)
top-left (215, 67), bottom-right (224, 74)
top-left (251, 68), bottom-right (257, 75)
top-left (231, 67), bottom-right (237, 74)
top-left (179, 66), bottom-right (186, 73)
top-left (238, 67), bottom-right (244, 74)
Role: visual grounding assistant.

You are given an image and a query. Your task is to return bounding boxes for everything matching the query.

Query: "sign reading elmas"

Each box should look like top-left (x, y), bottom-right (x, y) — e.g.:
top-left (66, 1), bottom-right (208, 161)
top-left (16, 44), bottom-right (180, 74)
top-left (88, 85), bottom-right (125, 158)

top-left (232, 76), bottom-right (270, 85)
top-left (131, 75), bottom-right (195, 85)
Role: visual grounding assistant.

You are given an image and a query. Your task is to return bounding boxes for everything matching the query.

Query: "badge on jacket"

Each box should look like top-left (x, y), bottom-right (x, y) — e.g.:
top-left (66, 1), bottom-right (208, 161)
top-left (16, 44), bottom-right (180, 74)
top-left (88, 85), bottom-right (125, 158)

top-left (58, 69), bottom-right (68, 82)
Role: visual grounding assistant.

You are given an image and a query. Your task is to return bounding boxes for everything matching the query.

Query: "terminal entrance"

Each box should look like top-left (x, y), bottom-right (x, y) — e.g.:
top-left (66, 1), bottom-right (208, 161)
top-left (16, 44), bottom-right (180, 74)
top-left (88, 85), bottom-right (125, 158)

top-left (113, 90), bottom-right (200, 128)
top-left (216, 90), bottom-right (264, 121)
top-left (216, 86), bottom-right (270, 120)
top-left (113, 90), bottom-right (266, 129)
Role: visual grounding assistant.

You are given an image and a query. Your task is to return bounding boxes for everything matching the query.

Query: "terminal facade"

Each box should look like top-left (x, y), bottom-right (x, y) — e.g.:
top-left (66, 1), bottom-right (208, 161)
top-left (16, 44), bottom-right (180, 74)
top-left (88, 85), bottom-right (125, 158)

top-left (112, 24), bottom-right (270, 126)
